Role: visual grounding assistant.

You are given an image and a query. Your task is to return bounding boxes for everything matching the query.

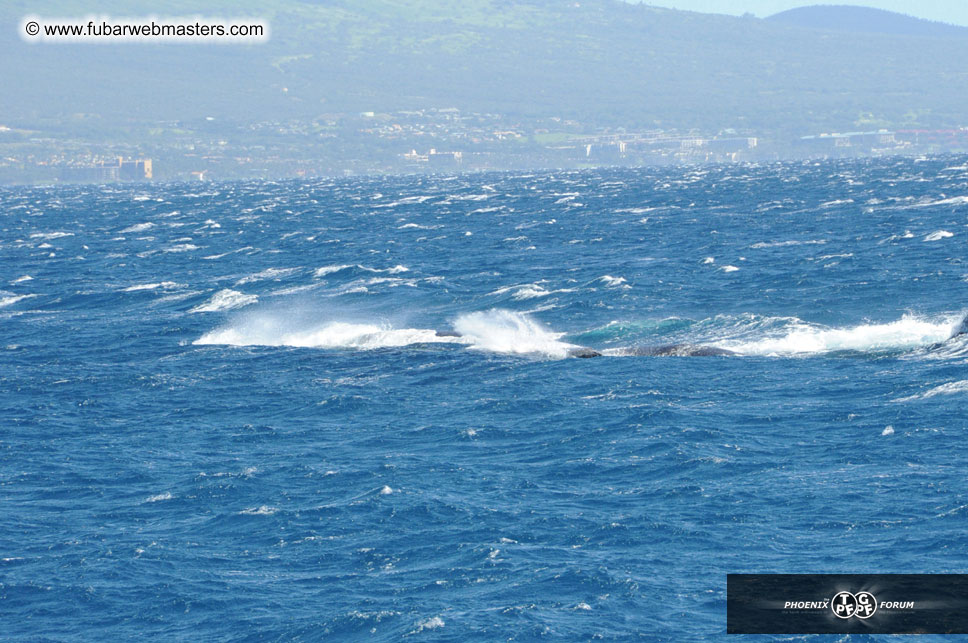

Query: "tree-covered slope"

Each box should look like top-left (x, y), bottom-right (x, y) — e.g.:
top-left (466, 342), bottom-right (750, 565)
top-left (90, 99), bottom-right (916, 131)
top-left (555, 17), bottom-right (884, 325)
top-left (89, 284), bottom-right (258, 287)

top-left (3, 0), bottom-right (968, 133)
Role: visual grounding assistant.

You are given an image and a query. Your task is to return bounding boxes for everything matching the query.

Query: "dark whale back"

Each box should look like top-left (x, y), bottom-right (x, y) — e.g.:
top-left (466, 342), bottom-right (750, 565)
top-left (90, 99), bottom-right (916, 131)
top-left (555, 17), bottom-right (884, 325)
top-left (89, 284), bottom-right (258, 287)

top-left (626, 344), bottom-right (736, 357)
top-left (567, 347), bottom-right (602, 358)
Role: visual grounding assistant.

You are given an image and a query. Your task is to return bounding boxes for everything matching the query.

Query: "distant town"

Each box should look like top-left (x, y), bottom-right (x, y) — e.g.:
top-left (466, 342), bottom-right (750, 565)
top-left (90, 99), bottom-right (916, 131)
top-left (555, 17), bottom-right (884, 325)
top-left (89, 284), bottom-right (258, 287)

top-left (2, 108), bottom-right (968, 185)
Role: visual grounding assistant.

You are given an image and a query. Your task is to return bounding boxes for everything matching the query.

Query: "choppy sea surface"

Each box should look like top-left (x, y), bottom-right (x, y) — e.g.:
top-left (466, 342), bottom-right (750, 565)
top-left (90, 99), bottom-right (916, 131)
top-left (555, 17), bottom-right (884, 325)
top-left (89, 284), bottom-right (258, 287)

top-left (3, 158), bottom-right (968, 640)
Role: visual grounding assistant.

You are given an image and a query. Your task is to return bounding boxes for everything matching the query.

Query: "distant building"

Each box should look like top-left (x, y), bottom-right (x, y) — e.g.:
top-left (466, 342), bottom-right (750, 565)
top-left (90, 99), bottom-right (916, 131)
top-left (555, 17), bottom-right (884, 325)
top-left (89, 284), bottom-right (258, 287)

top-left (119, 158), bottom-right (152, 180)
top-left (796, 130), bottom-right (895, 155)
top-left (404, 149), bottom-right (428, 162)
top-left (404, 149), bottom-right (463, 169)
top-left (60, 157), bottom-right (152, 183)
top-left (428, 149), bottom-right (462, 168)
top-left (60, 164), bottom-right (119, 183)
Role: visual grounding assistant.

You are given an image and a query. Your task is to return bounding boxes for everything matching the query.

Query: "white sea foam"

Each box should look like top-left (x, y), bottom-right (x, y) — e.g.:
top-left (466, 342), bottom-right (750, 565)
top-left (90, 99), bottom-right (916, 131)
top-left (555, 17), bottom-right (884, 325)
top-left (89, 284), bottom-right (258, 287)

top-left (374, 195), bottom-right (434, 208)
top-left (145, 492), bottom-right (173, 503)
top-left (453, 309), bottom-right (579, 359)
top-left (202, 246), bottom-right (255, 260)
top-left (236, 267), bottom-right (299, 285)
top-left (723, 315), bottom-right (960, 356)
top-left (615, 206), bottom-right (665, 214)
top-left (120, 222), bottom-right (155, 233)
top-left (894, 380), bottom-right (968, 402)
top-left (721, 265), bottom-right (740, 272)
top-left (11, 275), bottom-right (33, 284)
top-left (490, 283), bottom-right (576, 301)
top-left (511, 286), bottom-right (553, 300)
top-left (599, 275), bottom-right (629, 288)
top-left (123, 281), bottom-right (182, 292)
top-left (915, 196), bottom-right (968, 208)
top-left (164, 243), bottom-right (198, 253)
top-left (240, 506), bottom-right (277, 515)
top-left (492, 283), bottom-right (546, 299)
top-left (314, 264), bottom-right (408, 278)
top-left (924, 230), bottom-right (954, 241)
top-left (411, 617), bottom-right (444, 633)
top-left (750, 239), bottom-right (826, 249)
top-left (0, 294), bottom-right (36, 308)
top-left (194, 313), bottom-right (456, 349)
top-left (189, 289), bottom-right (258, 313)
top-left (314, 264), bottom-right (354, 277)
top-left (196, 308), bottom-right (585, 359)
top-left (30, 231), bottom-right (73, 240)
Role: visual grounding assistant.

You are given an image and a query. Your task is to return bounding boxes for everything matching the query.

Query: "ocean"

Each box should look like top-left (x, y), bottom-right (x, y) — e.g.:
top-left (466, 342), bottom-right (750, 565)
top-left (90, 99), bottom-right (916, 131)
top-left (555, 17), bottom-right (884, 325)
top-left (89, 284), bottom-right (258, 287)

top-left (2, 157), bottom-right (968, 639)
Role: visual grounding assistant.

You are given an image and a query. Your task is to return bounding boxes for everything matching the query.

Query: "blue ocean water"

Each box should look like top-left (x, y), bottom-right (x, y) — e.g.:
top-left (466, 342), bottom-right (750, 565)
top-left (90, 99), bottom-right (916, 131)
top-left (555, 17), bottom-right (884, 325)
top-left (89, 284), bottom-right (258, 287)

top-left (2, 157), bottom-right (968, 640)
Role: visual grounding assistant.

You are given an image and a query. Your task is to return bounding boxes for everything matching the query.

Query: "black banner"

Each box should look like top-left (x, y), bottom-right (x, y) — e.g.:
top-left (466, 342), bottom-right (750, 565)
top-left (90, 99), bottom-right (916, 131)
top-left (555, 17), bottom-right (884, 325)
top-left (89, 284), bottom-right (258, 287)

top-left (727, 574), bottom-right (968, 634)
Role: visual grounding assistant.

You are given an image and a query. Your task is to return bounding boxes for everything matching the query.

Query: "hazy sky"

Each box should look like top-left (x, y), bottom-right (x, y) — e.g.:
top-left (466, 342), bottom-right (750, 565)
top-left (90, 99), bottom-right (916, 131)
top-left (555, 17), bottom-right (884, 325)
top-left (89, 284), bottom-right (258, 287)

top-left (641, 1), bottom-right (968, 26)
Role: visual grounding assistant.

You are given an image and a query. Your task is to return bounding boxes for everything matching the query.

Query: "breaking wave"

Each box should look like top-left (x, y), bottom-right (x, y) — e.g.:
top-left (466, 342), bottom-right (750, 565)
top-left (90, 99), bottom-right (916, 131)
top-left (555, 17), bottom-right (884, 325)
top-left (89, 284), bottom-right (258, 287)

top-left (194, 308), bottom-right (583, 358)
top-left (194, 306), bottom-right (966, 360)
top-left (190, 289), bottom-right (259, 313)
top-left (717, 313), bottom-right (964, 356)
top-left (452, 309), bottom-right (581, 358)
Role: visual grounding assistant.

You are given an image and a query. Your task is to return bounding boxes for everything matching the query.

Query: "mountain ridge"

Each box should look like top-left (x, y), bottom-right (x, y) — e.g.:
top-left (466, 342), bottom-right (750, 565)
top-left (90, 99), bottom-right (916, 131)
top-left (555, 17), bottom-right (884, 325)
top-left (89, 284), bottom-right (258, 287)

top-left (3, 0), bottom-right (968, 133)
top-left (766, 4), bottom-right (968, 38)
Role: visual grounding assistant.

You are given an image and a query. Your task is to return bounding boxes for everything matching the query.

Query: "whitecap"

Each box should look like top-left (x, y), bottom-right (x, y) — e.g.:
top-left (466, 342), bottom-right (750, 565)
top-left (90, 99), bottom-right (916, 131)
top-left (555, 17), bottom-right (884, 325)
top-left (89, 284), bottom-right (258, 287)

top-left (726, 314), bottom-right (959, 357)
top-left (411, 617), bottom-right (444, 633)
top-left (894, 380), bottom-right (968, 402)
top-left (123, 281), bottom-right (182, 292)
top-left (194, 315), bottom-right (459, 349)
top-left (0, 294), bottom-right (36, 308)
top-left (239, 506), bottom-right (277, 515)
top-left (235, 267), bottom-right (299, 285)
top-left (820, 199), bottom-right (853, 207)
top-left (120, 222), bottom-right (155, 233)
top-left (599, 275), bottom-right (629, 288)
top-left (453, 309), bottom-right (579, 359)
top-left (189, 289), bottom-right (258, 313)
top-left (916, 196), bottom-right (968, 208)
top-left (314, 264), bottom-right (354, 277)
top-left (750, 240), bottom-right (826, 249)
top-left (164, 243), bottom-right (199, 253)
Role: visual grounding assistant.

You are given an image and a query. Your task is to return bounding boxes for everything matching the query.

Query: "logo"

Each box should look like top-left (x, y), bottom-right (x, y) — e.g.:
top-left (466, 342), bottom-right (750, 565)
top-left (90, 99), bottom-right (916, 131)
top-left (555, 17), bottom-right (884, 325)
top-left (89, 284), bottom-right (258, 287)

top-left (832, 591), bottom-right (877, 619)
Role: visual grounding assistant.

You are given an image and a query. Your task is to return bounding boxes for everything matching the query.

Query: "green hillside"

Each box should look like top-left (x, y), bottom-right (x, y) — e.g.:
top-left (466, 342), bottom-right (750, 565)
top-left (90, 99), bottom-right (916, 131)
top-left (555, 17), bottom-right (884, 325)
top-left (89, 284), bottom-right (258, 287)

top-left (4, 0), bottom-right (968, 133)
